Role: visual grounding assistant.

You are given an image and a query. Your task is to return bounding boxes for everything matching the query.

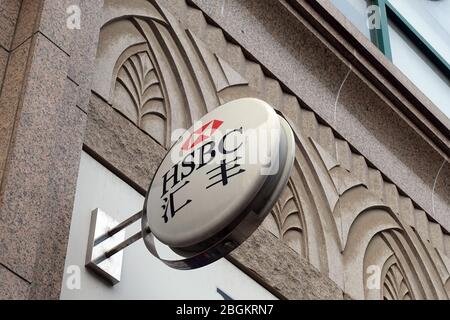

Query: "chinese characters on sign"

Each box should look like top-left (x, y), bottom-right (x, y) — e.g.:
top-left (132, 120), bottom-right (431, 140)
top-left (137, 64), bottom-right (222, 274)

top-left (161, 123), bottom-right (246, 223)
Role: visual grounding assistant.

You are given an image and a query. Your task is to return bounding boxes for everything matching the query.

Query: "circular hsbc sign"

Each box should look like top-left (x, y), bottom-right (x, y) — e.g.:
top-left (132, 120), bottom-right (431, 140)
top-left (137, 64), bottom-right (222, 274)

top-left (142, 98), bottom-right (295, 269)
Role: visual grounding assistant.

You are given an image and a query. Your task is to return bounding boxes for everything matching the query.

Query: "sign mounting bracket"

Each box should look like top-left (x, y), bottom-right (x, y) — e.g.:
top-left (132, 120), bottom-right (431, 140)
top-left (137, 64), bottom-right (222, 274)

top-left (85, 208), bottom-right (143, 285)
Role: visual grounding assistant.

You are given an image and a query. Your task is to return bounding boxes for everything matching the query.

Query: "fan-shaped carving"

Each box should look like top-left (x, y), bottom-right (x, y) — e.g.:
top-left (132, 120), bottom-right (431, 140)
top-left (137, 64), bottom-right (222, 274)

top-left (383, 262), bottom-right (412, 300)
top-left (96, 6), bottom-right (249, 148)
top-left (288, 131), bottom-right (450, 299)
top-left (268, 179), bottom-right (307, 257)
top-left (113, 50), bottom-right (167, 146)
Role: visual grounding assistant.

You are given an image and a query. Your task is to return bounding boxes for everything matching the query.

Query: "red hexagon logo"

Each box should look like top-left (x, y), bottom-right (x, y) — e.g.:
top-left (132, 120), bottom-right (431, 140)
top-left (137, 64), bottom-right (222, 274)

top-left (181, 119), bottom-right (224, 151)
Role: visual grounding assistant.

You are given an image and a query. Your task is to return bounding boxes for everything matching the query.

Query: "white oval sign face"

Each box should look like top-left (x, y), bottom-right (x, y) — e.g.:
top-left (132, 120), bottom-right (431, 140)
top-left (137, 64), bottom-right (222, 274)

top-left (145, 98), bottom-right (282, 248)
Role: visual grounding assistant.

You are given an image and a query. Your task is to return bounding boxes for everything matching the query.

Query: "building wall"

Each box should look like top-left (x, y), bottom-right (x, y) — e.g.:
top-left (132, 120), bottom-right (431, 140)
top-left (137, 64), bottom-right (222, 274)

top-left (0, 0), bottom-right (103, 299)
top-left (0, 0), bottom-right (449, 300)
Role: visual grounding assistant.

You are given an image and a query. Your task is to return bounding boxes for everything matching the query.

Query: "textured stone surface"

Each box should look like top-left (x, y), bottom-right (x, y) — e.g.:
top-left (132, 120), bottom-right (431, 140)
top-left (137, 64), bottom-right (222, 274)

top-left (0, 0), bottom-right (21, 50)
top-left (0, 264), bottom-right (30, 299)
top-left (0, 38), bottom-right (32, 185)
top-left (37, 0), bottom-right (75, 53)
top-left (0, 45), bottom-right (9, 95)
top-left (336, 71), bottom-right (450, 229)
top-left (185, 0), bottom-right (350, 125)
top-left (84, 94), bottom-right (166, 194)
top-left (12, 0), bottom-right (103, 111)
top-left (229, 227), bottom-right (343, 300)
top-left (11, 0), bottom-right (41, 50)
top-left (0, 0), bottom-right (110, 300)
top-left (28, 79), bottom-right (86, 300)
top-left (12, 0), bottom-right (80, 54)
top-left (434, 161), bottom-right (450, 227)
top-left (0, 34), bottom-right (68, 281)
top-left (67, 0), bottom-right (103, 112)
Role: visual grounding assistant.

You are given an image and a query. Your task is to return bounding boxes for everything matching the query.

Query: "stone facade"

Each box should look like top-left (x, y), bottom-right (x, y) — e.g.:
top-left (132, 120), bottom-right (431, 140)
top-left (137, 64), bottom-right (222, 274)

top-left (0, 0), bottom-right (449, 300)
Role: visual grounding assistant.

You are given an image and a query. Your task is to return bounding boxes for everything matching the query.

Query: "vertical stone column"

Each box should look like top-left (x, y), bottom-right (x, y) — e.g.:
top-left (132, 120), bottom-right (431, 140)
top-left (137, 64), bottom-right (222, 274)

top-left (0, 0), bottom-right (103, 299)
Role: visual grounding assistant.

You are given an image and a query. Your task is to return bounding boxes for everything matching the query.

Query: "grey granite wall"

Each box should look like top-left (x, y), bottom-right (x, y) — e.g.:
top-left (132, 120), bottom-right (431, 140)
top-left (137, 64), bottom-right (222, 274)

top-left (0, 0), bottom-right (103, 299)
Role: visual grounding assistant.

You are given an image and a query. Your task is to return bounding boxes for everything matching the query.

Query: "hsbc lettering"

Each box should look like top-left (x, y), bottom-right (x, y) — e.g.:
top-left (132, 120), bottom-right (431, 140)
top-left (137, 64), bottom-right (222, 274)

top-left (142, 98), bottom-right (295, 269)
top-left (160, 125), bottom-right (245, 223)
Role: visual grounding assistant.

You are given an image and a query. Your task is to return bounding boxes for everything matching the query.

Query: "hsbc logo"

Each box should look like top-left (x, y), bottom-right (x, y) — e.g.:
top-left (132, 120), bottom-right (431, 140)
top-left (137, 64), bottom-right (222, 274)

top-left (181, 119), bottom-right (224, 151)
top-left (83, 99), bottom-right (295, 285)
top-left (84, 98), bottom-right (295, 281)
top-left (162, 123), bottom-right (245, 224)
top-left (143, 98), bottom-right (295, 267)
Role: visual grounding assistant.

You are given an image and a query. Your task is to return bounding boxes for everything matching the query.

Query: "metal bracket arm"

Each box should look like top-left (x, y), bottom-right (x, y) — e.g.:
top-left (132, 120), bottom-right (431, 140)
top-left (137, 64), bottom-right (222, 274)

top-left (85, 208), bottom-right (143, 285)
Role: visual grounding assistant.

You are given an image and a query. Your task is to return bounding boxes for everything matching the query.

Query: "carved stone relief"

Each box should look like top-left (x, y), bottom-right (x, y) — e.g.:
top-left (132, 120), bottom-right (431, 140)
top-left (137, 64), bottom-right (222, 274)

top-left (92, 0), bottom-right (450, 299)
top-left (92, 0), bottom-right (248, 148)
top-left (113, 47), bottom-right (167, 145)
top-left (263, 179), bottom-right (308, 258)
